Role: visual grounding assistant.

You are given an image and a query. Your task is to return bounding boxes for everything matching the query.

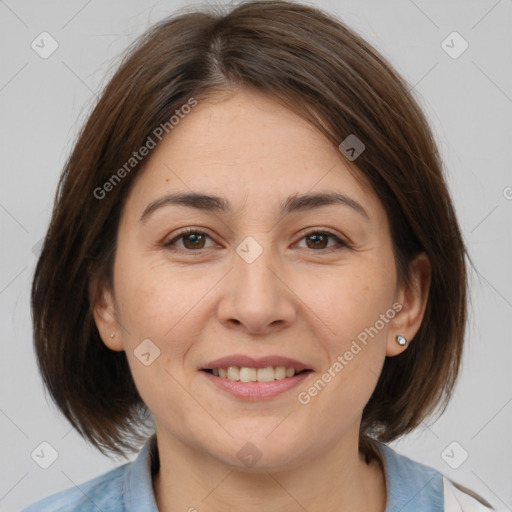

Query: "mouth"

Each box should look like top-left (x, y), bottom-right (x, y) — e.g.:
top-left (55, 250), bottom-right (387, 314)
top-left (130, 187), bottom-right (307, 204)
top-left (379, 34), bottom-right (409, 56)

top-left (200, 355), bottom-right (313, 400)
top-left (202, 366), bottom-right (311, 382)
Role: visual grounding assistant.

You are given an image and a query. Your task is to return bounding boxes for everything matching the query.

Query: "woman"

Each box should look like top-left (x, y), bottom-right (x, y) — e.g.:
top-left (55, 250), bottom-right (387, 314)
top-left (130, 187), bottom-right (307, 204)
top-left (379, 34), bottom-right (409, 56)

top-left (23, 1), bottom-right (494, 510)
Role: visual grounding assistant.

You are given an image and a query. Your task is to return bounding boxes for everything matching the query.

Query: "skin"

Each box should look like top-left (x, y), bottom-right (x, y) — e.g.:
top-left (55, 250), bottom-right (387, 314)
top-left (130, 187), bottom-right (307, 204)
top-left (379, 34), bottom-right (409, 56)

top-left (93, 87), bottom-right (431, 512)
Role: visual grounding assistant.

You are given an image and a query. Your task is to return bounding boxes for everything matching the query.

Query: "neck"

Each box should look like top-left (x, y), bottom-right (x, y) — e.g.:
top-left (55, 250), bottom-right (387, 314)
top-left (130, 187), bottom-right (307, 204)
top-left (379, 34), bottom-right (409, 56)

top-left (152, 428), bottom-right (386, 512)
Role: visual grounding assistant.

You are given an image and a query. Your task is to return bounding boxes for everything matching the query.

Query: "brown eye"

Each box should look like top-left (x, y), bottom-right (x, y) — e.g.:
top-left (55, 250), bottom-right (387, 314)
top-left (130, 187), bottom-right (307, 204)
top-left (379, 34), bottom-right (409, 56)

top-left (297, 231), bottom-right (348, 251)
top-left (181, 232), bottom-right (206, 249)
top-left (305, 233), bottom-right (330, 249)
top-left (163, 230), bottom-right (212, 251)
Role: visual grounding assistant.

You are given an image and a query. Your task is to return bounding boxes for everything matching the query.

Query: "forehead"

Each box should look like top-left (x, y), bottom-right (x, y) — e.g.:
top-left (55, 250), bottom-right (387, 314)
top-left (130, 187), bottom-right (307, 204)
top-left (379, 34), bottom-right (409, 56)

top-left (123, 88), bottom-right (384, 224)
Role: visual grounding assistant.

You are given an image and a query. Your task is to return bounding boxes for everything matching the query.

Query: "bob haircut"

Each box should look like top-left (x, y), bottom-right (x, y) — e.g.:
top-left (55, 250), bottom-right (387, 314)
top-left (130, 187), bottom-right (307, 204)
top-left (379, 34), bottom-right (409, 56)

top-left (32, 0), bottom-right (468, 459)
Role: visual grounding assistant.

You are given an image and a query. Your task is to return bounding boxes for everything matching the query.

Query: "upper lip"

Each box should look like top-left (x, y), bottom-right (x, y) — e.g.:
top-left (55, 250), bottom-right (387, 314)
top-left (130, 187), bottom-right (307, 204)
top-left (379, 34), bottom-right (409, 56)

top-left (202, 355), bottom-right (311, 372)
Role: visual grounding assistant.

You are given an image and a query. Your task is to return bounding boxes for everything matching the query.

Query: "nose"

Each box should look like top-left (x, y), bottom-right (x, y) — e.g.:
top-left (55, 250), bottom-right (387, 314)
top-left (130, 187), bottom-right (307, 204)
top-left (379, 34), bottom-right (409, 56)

top-left (216, 241), bottom-right (297, 335)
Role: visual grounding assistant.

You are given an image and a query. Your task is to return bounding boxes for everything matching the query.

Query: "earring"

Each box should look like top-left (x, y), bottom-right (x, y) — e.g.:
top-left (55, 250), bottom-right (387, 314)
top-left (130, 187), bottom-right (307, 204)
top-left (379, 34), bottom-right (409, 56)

top-left (109, 332), bottom-right (115, 339)
top-left (396, 335), bottom-right (408, 347)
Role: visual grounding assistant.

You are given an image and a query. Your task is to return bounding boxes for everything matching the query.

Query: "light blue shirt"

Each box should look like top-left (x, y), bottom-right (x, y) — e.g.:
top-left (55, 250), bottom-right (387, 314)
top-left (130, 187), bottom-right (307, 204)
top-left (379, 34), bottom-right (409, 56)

top-left (21, 436), bottom-right (448, 511)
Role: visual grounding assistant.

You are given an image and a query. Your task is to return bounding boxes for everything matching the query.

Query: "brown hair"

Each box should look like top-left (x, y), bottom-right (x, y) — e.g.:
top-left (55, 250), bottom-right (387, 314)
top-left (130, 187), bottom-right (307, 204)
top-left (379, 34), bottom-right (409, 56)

top-left (32, 0), bottom-right (467, 458)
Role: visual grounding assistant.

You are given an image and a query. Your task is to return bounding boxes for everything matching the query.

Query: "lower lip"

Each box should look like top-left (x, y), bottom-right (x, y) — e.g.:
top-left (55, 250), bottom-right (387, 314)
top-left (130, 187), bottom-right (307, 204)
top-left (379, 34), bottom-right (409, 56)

top-left (201, 370), bottom-right (312, 400)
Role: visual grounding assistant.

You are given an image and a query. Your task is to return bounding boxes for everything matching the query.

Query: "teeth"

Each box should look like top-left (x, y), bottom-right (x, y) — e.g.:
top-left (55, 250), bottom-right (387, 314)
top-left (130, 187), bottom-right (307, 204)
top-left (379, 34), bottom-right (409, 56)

top-left (275, 366), bottom-right (286, 380)
top-left (211, 366), bottom-right (298, 382)
top-left (239, 367), bottom-right (257, 382)
top-left (227, 366), bottom-right (240, 381)
top-left (256, 367), bottom-right (275, 382)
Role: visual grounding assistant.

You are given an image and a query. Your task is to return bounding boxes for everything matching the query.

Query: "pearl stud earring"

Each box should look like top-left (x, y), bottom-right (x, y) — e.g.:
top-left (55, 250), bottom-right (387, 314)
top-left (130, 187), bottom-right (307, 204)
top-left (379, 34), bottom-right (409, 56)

top-left (396, 335), bottom-right (408, 347)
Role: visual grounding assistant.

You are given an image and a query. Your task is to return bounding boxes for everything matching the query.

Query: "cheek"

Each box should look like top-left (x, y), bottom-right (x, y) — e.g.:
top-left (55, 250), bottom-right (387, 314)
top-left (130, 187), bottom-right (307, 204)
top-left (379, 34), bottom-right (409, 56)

top-left (304, 255), bottom-right (396, 392)
top-left (113, 257), bottom-right (201, 421)
top-left (307, 259), bottom-right (396, 342)
top-left (113, 255), bottom-right (211, 347)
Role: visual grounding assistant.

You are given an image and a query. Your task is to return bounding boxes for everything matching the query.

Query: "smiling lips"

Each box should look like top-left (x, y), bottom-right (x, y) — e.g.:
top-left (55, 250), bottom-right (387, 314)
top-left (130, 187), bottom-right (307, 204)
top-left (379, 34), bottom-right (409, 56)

top-left (201, 355), bottom-right (313, 400)
top-left (213, 365), bottom-right (297, 382)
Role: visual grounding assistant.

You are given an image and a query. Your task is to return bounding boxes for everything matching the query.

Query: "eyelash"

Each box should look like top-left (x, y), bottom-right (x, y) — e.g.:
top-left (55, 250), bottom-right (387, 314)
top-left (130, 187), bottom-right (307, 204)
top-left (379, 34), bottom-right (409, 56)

top-left (162, 228), bottom-right (351, 254)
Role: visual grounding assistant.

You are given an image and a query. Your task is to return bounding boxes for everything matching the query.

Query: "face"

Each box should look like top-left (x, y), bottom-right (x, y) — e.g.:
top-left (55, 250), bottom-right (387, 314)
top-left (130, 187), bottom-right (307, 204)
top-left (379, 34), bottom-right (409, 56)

top-left (95, 88), bottom-right (427, 471)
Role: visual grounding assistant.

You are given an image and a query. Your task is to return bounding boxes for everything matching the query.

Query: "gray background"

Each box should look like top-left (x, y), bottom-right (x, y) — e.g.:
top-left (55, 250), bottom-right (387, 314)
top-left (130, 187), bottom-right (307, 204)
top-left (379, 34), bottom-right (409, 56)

top-left (1, 0), bottom-right (511, 510)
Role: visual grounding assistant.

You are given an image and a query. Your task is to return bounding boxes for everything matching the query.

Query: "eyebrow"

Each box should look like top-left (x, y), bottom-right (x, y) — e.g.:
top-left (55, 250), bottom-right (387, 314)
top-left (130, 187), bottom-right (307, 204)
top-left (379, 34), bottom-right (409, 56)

top-left (140, 191), bottom-right (369, 223)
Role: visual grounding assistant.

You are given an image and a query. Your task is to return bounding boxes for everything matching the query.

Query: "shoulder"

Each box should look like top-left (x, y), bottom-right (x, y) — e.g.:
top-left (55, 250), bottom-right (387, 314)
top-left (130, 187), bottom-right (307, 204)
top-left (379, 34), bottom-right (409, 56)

top-left (377, 443), bottom-right (494, 512)
top-left (377, 442), bottom-right (444, 511)
top-left (20, 436), bottom-right (159, 512)
top-left (20, 463), bottom-right (129, 512)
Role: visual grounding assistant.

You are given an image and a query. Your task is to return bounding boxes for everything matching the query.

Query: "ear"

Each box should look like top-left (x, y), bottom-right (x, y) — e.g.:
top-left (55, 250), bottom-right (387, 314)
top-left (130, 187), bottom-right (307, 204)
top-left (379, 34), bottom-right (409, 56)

top-left (91, 285), bottom-right (124, 352)
top-left (386, 252), bottom-right (431, 357)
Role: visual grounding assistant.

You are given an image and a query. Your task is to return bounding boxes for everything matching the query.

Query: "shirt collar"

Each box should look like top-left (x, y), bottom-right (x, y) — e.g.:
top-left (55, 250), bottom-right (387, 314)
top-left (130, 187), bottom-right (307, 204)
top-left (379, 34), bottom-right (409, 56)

top-left (121, 435), bottom-right (443, 512)
top-left (123, 434), bottom-right (159, 511)
top-left (377, 442), bottom-right (443, 512)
